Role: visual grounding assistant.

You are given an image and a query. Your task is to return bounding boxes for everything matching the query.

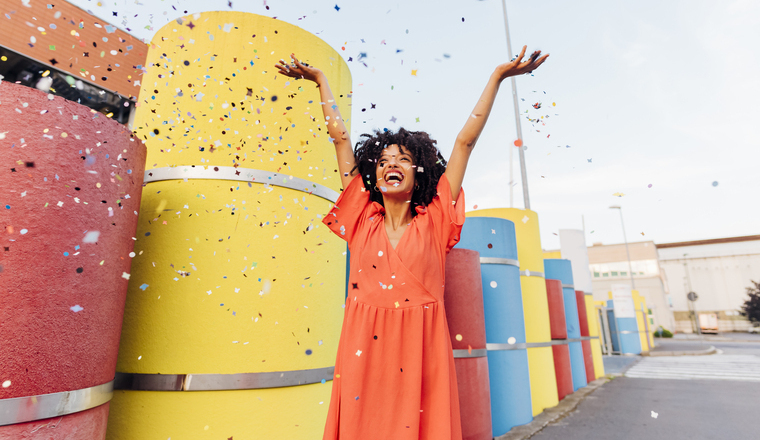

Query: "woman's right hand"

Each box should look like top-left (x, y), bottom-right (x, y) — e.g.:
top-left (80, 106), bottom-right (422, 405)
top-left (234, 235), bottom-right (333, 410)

top-left (275, 53), bottom-right (323, 83)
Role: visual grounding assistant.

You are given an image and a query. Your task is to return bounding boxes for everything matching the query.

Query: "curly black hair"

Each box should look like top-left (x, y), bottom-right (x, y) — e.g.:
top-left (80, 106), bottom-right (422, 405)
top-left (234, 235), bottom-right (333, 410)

top-left (352, 128), bottom-right (447, 216)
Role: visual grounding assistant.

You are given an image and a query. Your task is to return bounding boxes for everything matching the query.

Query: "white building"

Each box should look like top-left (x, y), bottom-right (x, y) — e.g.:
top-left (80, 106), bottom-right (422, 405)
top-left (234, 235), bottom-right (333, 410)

top-left (586, 241), bottom-right (676, 334)
top-left (657, 235), bottom-right (760, 333)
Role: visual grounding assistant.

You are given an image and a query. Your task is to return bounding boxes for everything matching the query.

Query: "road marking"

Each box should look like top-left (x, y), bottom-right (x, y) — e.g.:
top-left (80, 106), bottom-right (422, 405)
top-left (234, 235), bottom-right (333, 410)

top-left (625, 355), bottom-right (760, 382)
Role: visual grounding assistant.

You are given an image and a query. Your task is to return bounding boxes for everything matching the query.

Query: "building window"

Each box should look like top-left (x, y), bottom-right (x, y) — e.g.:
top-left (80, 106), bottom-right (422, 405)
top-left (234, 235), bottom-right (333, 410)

top-left (594, 272), bottom-right (600, 278)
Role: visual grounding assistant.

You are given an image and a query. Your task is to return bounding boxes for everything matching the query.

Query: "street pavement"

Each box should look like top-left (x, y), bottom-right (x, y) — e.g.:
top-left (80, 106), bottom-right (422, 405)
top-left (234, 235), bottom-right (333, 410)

top-left (529, 334), bottom-right (760, 440)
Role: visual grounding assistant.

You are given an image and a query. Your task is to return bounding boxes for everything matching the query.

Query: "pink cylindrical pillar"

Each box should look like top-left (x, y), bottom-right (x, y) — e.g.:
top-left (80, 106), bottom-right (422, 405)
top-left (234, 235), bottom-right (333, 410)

top-left (546, 279), bottom-right (572, 400)
top-left (575, 290), bottom-right (596, 383)
top-left (0, 82), bottom-right (146, 437)
top-left (444, 248), bottom-right (492, 440)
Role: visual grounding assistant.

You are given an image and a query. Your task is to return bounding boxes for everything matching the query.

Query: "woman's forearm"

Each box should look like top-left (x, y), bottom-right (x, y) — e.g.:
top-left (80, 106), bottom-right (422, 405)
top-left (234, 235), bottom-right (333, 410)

top-left (315, 73), bottom-right (357, 186)
top-left (316, 73), bottom-right (349, 144)
top-left (455, 73), bottom-right (503, 149)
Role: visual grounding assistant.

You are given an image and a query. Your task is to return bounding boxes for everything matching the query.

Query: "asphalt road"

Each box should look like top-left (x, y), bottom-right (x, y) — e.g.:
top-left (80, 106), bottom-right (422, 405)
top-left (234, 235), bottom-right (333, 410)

top-left (531, 335), bottom-right (760, 440)
top-left (655, 337), bottom-right (760, 356)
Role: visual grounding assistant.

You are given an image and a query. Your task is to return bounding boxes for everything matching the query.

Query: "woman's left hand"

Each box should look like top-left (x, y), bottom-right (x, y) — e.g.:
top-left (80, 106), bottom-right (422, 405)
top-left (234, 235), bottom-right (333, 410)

top-left (495, 45), bottom-right (549, 80)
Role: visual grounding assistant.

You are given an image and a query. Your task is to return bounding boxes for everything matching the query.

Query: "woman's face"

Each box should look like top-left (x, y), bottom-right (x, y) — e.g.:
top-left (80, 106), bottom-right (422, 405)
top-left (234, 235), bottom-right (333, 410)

top-left (375, 144), bottom-right (416, 201)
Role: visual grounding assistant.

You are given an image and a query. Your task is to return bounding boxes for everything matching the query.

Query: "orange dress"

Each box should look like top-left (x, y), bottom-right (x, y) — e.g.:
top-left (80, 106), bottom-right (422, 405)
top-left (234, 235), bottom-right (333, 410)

top-left (322, 173), bottom-right (465, 440)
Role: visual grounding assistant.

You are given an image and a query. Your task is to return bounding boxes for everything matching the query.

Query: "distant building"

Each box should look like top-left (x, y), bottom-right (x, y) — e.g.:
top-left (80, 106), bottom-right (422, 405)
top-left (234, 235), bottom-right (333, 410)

top-left (657, 235), bottom-right (760, 333)
top-left (586, 241), bottom-right (676, 334)
top-left (0, 0), bottom-right (147, 123)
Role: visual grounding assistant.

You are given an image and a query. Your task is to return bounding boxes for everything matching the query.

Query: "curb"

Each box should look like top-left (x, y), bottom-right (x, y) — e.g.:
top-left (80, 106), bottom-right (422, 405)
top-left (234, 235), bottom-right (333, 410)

top-left (495, 377), bottom-right (609, 440)
top-left (642, 345), bottom-right (716, 357)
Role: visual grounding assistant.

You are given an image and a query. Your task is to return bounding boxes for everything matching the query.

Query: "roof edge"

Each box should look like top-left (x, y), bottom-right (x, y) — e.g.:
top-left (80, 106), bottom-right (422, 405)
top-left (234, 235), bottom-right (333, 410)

top-left (656, 235), bottom-right (760, 249)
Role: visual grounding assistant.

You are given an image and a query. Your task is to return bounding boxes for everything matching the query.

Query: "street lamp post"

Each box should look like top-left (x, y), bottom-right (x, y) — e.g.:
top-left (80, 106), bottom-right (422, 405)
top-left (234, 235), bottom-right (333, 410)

top-left (500, 0), bottom-right (530, 210)
top-left (609, 205), bottom-right (635, 289)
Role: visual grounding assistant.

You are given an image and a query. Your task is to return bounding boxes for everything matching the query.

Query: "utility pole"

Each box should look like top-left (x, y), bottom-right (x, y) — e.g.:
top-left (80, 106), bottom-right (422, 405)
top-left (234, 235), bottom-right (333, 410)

top-left (500, 0), bottom-right (530, 210)
top-left (609, 206), bottom-right (635, 289)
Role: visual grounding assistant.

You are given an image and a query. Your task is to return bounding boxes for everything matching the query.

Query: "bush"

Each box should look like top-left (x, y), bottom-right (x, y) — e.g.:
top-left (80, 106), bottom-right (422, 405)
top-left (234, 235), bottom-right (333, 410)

top-left (654, 327), bottom-right (673, 338)
top-left (740, 280), bottom-right (760, 323)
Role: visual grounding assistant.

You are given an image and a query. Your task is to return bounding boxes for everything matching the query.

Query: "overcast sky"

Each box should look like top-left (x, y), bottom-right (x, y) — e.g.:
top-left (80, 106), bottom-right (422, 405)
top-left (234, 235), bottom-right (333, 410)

top-left (67, 0), bottom-right (760, 250)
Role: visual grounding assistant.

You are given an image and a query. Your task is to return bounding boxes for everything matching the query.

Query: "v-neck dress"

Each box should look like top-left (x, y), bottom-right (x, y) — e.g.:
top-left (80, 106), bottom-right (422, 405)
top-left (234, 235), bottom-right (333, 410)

top-left (322, 173), bottom-right (465, 440)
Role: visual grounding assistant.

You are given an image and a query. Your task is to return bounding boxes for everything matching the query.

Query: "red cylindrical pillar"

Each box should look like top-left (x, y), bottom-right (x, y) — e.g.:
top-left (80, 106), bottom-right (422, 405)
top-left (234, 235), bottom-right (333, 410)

top-left (575, 290), bottom-right (596, 383)
top-left (444, 248), bottom-right (492, 440)
top-left (0, 82), bottom-right (146, 436)
top-left (546, 279), bottom-right (567, 340)
top-left (546, 279), bottom-right (572, 400)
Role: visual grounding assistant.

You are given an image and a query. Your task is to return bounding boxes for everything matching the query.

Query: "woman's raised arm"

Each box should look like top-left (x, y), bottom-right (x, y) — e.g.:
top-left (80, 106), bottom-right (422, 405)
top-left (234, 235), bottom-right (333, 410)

top-left (275, 54), bottom-right (357, 189)
top-left (445, 46), bottom-right (549, 199)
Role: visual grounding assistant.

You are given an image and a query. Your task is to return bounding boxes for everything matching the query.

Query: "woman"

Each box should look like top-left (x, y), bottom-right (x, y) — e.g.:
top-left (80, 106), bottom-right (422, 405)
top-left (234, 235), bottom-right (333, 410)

top-left (275, 46), bottom-right (548, 440)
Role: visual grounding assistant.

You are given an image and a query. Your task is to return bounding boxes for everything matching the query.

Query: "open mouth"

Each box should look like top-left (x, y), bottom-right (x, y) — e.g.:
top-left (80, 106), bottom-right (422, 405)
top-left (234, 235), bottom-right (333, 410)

top-left (384, 171), bottom-right (404, 184)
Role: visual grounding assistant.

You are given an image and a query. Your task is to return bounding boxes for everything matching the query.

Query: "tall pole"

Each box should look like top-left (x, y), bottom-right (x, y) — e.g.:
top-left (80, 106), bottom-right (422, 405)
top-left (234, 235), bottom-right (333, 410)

top-left (617, 208), bottom-right (635, 289)
top-left (610, 206), bottom-right (635, 289)
top-left (501, 0), bottom-right (530, 210)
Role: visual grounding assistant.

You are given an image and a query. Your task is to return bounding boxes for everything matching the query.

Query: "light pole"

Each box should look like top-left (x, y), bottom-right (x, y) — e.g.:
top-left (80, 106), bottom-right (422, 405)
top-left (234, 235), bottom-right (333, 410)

top-left (609, 205), bottom-right (635, 289)
top-left (500, 0), bottom-right (530, 209)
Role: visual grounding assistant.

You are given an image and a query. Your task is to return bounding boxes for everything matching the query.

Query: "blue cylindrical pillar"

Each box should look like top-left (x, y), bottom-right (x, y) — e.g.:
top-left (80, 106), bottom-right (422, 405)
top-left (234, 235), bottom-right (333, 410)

top-left (456, 217), bottom-right (532, 436)
top-left (606, 300), bottom-right (642, 355)
top-left (544, 259), bottom-right (587, 391)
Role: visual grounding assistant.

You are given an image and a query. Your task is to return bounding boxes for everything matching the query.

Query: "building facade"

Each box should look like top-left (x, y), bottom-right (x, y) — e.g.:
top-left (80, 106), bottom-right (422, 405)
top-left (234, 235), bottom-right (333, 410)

top-left (586, 241), bottom-right (677, 334)
top-left (657, 235), bottom-right (760, 333)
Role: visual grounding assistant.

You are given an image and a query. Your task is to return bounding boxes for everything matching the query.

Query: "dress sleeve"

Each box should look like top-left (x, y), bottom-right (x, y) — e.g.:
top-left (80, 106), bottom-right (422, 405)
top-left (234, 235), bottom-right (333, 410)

top-left (425, 173), bottom-right (466, 253)
top-left (322, 174), bottom-right (371, 244)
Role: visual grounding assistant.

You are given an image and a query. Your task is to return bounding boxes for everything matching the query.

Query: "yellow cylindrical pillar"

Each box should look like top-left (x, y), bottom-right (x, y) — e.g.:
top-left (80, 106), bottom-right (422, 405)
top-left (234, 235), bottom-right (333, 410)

top-left (107, 12), bottom-right (351, 440)
top-left (468, 209), bottom-right (558, 416)
top-left (542, 250), bottom-right (562, 259)
top-left (632, 291), bottom-right (653, 352)
top-left (584, 295), bottom-right (605, 378)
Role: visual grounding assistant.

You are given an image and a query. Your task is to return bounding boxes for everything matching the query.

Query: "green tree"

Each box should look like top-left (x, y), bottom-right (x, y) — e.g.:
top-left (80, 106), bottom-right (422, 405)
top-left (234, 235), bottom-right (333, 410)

top-left (740, 280), bottom-right (760, 323)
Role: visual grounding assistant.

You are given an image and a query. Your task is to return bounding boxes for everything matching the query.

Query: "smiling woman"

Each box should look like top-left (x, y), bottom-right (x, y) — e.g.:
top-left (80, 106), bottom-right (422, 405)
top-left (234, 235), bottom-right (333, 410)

top-left (274, 47), bottom-right (548, 439)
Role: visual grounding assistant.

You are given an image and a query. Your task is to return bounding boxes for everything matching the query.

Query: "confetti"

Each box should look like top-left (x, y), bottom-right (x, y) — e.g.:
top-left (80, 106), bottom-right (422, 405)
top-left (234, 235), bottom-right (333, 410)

top-left (1, 381), bottom-right (10, 388)
top-left (712, 181), bottom-right (718, 187)
top-left (82, 231), bottom-right (100, 243)
top-left (490, 281), bottom-right (497, 288)
top-left (651, 411), bottom-right (658, 419)
top-left (455, 334), bottom-right (463, 341)
top-left (70, 305), bottom-right (84, 312)
top-left (355, 349), bottom-right (362, 356)
top-left (507, 337), bottom-right (516, 344)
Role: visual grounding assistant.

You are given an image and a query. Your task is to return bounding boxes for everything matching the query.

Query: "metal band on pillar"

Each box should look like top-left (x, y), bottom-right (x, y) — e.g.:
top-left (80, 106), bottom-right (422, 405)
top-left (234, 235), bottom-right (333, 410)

top-left (113, 366), bottom-right (335, 392)
top-left (520, 270), bottom-right (545, 278)
top-left (143, 166), bottom-right (340, 203)
top-left (479, 257), bottom-right (520, 267)
top-left (452, 349), bottom-right (488, 358)
top-left (0, 381), bottom-right (113, 426)
top-left (486, 339), bottom-right (588, 351)
top-left (562, 283), bottom-right (574, 289)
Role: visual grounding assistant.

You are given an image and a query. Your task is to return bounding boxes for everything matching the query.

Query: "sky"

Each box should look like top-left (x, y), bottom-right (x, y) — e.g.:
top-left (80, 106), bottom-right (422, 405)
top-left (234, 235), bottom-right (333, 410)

top-left (66, 0), bottom-right (760, 251)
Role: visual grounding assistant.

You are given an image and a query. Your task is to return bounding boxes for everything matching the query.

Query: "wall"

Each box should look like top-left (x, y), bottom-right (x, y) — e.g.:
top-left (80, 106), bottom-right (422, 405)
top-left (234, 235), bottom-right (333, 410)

top-left (658, 239), bottom-right (760, 332)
